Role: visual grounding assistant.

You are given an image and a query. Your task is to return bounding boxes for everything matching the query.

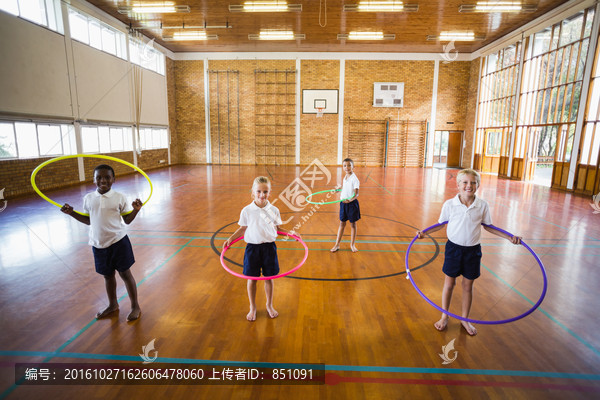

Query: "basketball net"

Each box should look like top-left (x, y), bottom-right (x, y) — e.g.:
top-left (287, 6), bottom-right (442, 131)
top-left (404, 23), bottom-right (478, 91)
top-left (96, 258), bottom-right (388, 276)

top-left (316, 108), bottom-right (324, 118)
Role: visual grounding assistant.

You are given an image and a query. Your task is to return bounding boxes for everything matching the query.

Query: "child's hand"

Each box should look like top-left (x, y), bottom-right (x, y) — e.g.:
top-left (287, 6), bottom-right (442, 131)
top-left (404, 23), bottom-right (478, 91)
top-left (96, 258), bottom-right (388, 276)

top-left (510, 235), bottom-right (522, 245)
top-left (335, 183), bottom-right (342, 190)
top-left (61, 203), bottom-right (74, 215)
top-left (223, 239), bottom-right (231, 250)
top-left (132, 198), bottom-right (143, 211)
top-left (416, 231), bottom-right (424, 239)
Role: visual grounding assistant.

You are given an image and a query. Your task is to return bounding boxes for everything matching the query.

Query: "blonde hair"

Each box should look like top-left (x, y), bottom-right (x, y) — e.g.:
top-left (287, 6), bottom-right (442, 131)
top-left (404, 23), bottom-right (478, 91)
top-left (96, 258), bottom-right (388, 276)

top-left (251, 176), bottom-right (271, 196)
top-left (457, 169), bottom-right (481, 187)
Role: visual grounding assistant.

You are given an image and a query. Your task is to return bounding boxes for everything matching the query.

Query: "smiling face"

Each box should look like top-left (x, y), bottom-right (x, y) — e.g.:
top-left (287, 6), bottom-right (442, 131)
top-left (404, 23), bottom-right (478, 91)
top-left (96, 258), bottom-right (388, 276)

top-left (343, 161), bottom-right (354, 175)
top-left (456, 172), bottom-right (478, 200)
top-left (94, 168), bottom-right (115, 194)
top-left (252, 182), bottom-right (271, 207)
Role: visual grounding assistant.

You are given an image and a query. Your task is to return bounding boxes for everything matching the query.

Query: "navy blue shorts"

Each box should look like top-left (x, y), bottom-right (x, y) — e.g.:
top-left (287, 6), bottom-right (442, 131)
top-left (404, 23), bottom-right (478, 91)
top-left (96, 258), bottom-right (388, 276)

top-left (243, 242), bottom-right (280, 277)
top-left (92, 235), bottom-right (135, 276)
top-left (442, 240), bottom-right (482, 280)
top-left (339, 199), bottom-right (361, 223)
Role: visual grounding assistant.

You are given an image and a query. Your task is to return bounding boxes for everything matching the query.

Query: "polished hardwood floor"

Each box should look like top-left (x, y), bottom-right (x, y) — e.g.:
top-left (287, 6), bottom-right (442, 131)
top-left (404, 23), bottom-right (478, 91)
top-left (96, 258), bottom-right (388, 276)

top-left (1, 164), bottom-right (599, 399)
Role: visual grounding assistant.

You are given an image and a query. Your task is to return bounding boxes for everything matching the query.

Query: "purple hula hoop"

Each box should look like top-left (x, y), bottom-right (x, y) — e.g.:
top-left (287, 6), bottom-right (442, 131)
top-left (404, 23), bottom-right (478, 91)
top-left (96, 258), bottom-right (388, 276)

top-left (220, 231), bottom-right (308, 281)
top-left (405, 221), bottom-right (548, 325)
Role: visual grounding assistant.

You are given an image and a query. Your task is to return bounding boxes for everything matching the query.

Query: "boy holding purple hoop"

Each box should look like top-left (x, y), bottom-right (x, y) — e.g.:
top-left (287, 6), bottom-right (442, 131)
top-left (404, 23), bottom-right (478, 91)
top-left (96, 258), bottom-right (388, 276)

top-left (417, 169), bottom-right (521, 336)
top-left (224, 176), bottom-right (297, 322)
top-left (331, 158), bottom-right (360, 253)
top-left (61, 164), bottom-right (142, 322)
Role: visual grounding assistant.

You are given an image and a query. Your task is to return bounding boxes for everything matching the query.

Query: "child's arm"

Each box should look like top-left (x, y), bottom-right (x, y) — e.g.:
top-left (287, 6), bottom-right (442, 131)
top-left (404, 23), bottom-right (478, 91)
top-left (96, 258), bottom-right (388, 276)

top-left (277, 226), bottom-right (301, 240)
top-left (416, 223), bottom-right (446, 239)
top-left (122, 199), bottom-right (143, 225)
top-left (61, 203), bottom-right (90, 225)
top-left (483, 225), bottom-right (521, 244)
top-left (223, 226), bottom-right (247, 250)
top-left (343, 188), bottom-right (359, 203)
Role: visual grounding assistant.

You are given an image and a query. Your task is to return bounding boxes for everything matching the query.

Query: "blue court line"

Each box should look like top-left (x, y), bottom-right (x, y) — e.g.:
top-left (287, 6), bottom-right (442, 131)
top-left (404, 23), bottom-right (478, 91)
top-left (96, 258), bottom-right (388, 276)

top-left (45, 239), bottom-right (194, 361)
top-left (1, 350), bottom-right (599, 381)
top-left (481, 262), bottom-right (600, 358)
top-left (126, 234), bottom-right (600, 248)
top-left (0, 240), bottom-right (193, 399)
top-left (114, 243), bottom-right (600, 257)
top-left (367, 175), bottom-right (393, 195)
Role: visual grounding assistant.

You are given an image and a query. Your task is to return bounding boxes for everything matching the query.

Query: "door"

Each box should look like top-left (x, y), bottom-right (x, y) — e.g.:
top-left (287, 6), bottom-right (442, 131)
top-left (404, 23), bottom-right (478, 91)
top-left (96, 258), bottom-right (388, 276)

top-left (447, 131), bottom-right (463, 167)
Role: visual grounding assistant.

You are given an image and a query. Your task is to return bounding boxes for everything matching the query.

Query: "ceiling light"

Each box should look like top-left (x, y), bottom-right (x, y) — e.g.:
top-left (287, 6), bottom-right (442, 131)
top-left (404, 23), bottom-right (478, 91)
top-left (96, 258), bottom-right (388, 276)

top-left (427, 32), bottom-right (484, 41)
top-left (338, 31), bottom-right (395, 40)
top-left (229, 2), bottom-right (302, 12)
top-left (118, 2), bottom-right (190, 14)
top-left (459, 2), bottom-right (536, 13)
top-left (343, 1), bottom-right (419, 12)
top-left (248, 30), bottom-right (305, 40)
top-left (163, 31), bottom-right (218, 41)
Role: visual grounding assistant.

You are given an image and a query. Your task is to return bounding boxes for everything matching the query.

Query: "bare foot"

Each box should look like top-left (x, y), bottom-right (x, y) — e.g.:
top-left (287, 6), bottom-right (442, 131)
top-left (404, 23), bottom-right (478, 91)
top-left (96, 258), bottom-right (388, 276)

top-left (127, 307), bottom-right (141, 321)
top-left (266, 305), bottom-right (278, 319)
top-left (330, 244), bottom-right (340, 253)
top-left (247, 308), bottom-right (257, 322)
top-left (461, 321), bottom-right (477, 336)
top-left (351, 245), bottom-right (358, 253)
top-left (434, 317), bottom-right (449, 331)
top-left (96, 305), bottom-right (119, 319)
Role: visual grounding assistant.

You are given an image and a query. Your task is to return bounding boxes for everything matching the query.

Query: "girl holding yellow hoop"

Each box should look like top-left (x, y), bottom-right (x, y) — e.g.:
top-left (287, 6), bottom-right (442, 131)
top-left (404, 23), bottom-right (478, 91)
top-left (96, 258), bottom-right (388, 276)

top-left (61, 164), bottom-right (143, 322)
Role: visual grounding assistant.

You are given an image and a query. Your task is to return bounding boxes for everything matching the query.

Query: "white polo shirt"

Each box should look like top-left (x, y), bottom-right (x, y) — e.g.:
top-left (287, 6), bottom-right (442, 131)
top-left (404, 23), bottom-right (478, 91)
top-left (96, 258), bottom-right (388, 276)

top-left (438, 194), bottom-right (492, 247)
top-left (239, 201), bottom-right (282, 244)
top-left (340, 173), bottom-right (360, 200)
top-left (82, 189), bottom-right (131, 249)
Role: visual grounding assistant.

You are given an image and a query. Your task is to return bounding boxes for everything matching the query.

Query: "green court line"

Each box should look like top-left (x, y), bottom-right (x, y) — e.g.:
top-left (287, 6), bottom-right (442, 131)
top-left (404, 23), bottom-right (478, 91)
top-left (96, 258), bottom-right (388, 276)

top-left (124, 244), bottom-right (600, 256)
top-left (126, 234), bottom-right (600, 248)
top-left (367, 175), bottom-right (393, 195)
top-left (0, 240), bottom-right (194, 400)
top-left (481, 262), bottom-right (600, 358)
top-left (2, 350), bottom-right (599, 381)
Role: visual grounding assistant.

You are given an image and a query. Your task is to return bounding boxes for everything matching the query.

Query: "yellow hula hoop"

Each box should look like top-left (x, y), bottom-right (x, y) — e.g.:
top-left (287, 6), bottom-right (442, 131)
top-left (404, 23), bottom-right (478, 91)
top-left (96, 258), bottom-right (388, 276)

top-left (31, 154), bottom-right (153, 217)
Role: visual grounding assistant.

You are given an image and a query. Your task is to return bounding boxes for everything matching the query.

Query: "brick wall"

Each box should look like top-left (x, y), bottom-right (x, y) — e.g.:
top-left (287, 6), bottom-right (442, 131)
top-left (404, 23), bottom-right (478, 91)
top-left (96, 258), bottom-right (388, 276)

top-left (1, 157), bottom-right (79, 198)
top-left (173, 60), bottom-right (206, 164)
top-left (166, 57), bottom-right (179, 164)
top-left (300, 60), bottom-right (339, 165)
top-left (463, 58), bottom-right (481, 168)
top-left (437, 61), bottom-right (471, 132)
top-left (343, 60), bottom-right (435, 162)
top-left (0, 149), bottom-right (166, 199)
top-left (138, 149), bottom-right (169, 171)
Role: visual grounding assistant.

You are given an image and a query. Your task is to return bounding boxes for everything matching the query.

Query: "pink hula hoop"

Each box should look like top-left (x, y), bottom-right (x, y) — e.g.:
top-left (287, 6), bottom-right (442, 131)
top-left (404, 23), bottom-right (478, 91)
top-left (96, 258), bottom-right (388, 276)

top-left (220, 231), bottom-right (309, 280)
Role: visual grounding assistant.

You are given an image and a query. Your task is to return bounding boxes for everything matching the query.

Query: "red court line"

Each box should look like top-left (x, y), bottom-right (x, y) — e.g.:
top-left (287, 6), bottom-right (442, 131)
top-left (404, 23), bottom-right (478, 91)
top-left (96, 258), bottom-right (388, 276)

top-left (324, 373), bottom-right (600, 392)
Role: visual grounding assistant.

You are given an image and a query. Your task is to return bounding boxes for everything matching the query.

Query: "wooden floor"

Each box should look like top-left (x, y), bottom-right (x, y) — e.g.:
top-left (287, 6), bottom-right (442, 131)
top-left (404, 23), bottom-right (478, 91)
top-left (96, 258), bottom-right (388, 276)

top-left (1, 164), bottom-right (600, 399)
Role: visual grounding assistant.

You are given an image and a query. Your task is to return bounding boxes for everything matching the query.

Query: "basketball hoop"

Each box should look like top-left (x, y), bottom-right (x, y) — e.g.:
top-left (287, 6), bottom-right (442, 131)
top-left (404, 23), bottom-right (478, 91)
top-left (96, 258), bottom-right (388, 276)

top-left (316, 107), bottom-right (324, 118)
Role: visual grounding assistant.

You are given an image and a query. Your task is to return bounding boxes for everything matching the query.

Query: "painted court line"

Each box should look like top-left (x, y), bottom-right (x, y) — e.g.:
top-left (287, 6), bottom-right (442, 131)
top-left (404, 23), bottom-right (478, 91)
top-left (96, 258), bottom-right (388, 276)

top-left (481, 262), bottom-right (600, 358)
top-left (2, 350), bottom-right (599, 381)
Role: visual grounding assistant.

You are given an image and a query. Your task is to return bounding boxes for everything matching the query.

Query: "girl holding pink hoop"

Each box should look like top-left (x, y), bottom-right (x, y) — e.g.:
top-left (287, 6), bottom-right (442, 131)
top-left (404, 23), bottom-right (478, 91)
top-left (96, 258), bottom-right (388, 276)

top-left (223, 176), bottom-right (298, 322)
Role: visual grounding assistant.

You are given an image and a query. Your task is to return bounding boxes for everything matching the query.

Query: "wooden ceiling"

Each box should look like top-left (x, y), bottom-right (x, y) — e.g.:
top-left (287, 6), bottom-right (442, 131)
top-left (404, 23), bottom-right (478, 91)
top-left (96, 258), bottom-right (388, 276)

top-left (86, 1), bottom-right (571, 53)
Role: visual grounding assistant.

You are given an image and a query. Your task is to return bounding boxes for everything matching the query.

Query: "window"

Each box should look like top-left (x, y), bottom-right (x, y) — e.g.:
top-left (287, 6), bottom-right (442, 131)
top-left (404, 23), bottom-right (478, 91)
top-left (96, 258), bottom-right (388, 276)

top-left (67, 7), bottom-right (127, 60)
top-left (0, 0), bottom-right (64, 34)
top-left (129, 39), bottom-right (166, 75)
top-left (0, 123), bottom-right (17, 158)
top-left (0, 121), bottom-right (75, 159)
top-left (81, 125), bottom-right (133, 153)
top-left (138, 127), bottom-right (168, 150)
top-left (486, 131), bottom-right (502, 156)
